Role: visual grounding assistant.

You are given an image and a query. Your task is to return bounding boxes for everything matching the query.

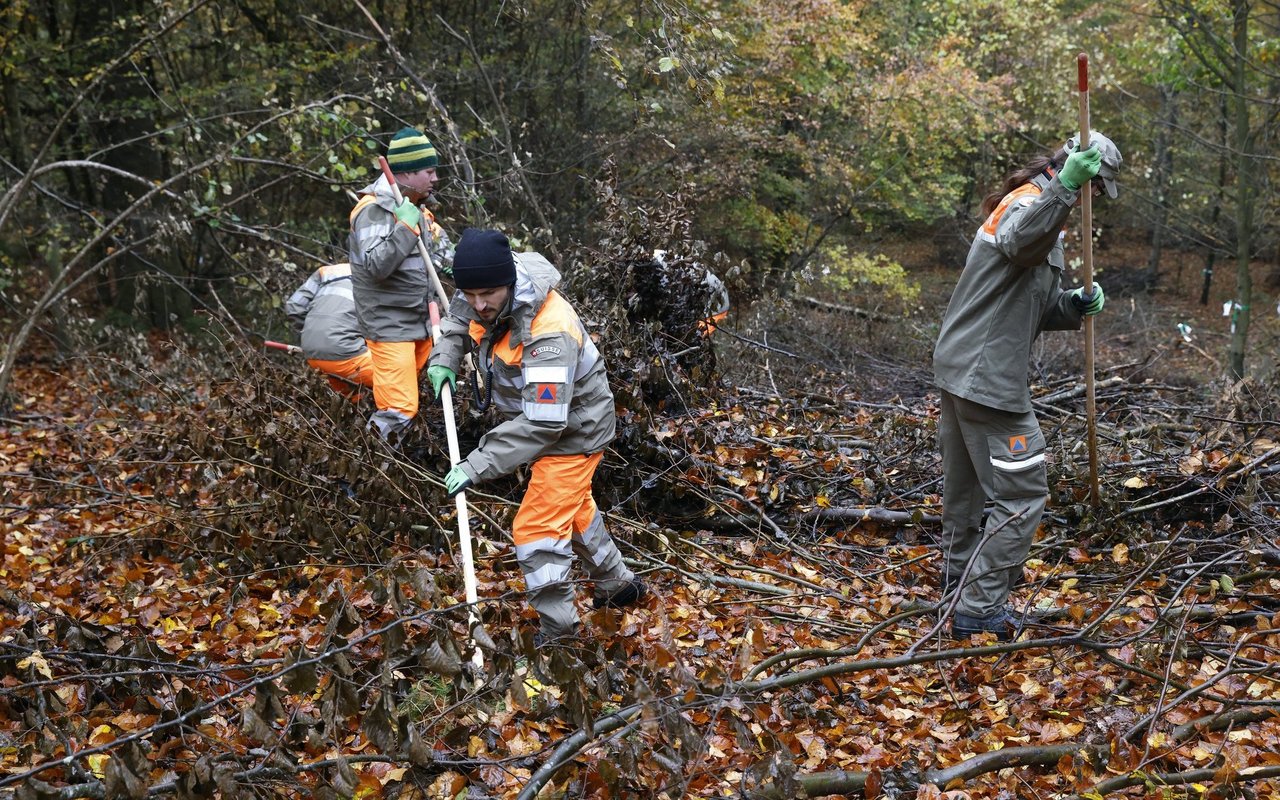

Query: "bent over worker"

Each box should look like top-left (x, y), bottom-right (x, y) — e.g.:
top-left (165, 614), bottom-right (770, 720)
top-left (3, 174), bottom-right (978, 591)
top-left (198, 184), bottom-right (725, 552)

top-left (932, 132), bottom-right (1121, 641)
top-left (427, 228), bottom-right (648, 643)
top-left (348, 126), bottom-right (453, 443)
top-left (698, 269), bottom-right (731, 336)
top-left (652, 249), bottom-right (731, 336)
top-left (284, 263), bottom-right (373, 396)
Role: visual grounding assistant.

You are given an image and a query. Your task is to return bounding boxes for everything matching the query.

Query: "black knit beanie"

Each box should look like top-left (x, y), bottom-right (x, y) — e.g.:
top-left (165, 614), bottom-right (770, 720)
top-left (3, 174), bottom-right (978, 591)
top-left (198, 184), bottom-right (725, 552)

top-left (452, 228), bottom-right (516, 289)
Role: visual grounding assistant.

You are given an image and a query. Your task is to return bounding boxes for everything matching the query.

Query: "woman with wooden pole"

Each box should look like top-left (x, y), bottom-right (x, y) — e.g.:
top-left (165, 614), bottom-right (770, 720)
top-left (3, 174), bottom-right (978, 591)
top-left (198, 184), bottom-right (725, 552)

top-left (931, 58), bottom-right (1121, 641)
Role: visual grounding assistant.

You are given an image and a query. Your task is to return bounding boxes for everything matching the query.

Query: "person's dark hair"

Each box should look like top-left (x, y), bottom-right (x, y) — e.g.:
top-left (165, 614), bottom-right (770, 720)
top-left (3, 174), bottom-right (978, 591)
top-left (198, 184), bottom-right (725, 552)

top-left (979, 147), bottom-right (1068, 217)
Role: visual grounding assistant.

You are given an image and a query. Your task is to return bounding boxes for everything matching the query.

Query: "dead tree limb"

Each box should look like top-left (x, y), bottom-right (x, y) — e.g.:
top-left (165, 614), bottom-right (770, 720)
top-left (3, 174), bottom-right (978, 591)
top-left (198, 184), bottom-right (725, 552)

top-left (802, 506), bottom-right (940, 525)
top-left (799, 295), bottom-right (895, 322)
top-left (1035, 375), bottom-right (1126, 405)
top-left (516, 706), bottom-right (643, 800)
top-left (1118, 445), bottom-right (1280, 519)
top-left (1069, 764), bottom-right (1280, 799)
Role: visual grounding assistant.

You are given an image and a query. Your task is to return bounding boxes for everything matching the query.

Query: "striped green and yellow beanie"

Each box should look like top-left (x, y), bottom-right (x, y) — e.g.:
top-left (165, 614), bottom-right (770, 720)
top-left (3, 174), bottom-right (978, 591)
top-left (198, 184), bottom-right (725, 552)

top-left (386, 127), bottom-right (438, 173)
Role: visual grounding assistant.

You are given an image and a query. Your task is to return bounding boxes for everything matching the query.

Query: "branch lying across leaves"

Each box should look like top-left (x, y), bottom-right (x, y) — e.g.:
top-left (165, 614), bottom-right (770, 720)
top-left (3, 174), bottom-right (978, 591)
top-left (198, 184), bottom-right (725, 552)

top-left (1067, 764), bottom-right (1280, 800)
top-left (515, 706), bottom-right (644, 800)
top-left (1118, 445), bottom-right (1280, 519)
top-left (801, 505), bottom-right (940, 525)
top-left (746, 707), bottom-right (1280, 799)
top-left (799, 295), bottom-right (895, 323)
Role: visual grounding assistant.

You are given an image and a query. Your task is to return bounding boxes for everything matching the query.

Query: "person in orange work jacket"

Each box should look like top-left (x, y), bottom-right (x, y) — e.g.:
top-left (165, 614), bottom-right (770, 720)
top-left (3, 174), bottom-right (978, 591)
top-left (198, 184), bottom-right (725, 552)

top-left (426, 228), bottom-right (649, 644)
top-left (348, 127), bottom-right (453, 444)
top-left (284, 263), bottom-right (373, 396)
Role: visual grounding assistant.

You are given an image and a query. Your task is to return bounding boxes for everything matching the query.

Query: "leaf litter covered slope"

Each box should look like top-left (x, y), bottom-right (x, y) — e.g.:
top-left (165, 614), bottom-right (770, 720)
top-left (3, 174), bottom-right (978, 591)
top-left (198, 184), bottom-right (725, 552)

top-left (3, 346), bottom-right (1280, 799)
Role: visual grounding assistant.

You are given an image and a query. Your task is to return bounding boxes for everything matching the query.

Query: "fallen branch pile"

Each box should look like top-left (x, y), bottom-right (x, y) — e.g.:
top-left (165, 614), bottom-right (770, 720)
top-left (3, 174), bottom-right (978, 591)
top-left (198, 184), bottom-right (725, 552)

top-left (3, 344), bottom-right (1279, 799)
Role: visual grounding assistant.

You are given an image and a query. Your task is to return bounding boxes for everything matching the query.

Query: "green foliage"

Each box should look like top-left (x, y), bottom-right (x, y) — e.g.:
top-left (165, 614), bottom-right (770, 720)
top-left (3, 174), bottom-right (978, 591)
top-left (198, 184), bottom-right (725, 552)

top-left (719, 198), bottom-right (805, 265)
top-left (3, 0), bottom-right (1279, 374)
top-left (615, 0), bottom-right (1041, 294)
top-left (398, 675), bottom-right (451, 722)
top-left (808, 244), bottom-right (920, 305)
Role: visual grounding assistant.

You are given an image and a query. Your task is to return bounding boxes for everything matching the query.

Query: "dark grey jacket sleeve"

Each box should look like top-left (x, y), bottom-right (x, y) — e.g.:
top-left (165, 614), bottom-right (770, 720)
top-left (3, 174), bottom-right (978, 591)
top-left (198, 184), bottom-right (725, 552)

top-left (994, 177), bottom-right (1076, 268)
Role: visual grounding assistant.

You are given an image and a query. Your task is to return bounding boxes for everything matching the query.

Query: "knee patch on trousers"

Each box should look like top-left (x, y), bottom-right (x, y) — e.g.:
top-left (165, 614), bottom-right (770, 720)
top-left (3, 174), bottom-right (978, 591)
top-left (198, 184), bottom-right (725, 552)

top-left (987, 428), bottom-right (1047, 500)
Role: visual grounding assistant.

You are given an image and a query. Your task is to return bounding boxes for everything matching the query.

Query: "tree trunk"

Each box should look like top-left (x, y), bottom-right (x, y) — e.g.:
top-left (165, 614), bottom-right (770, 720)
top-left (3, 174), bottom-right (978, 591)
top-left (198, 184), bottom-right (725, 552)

top-left (1144, 84), bottom-right (1176, 290)
top-left (1267, 6), bottom-right (1280, 293)
top-left (2, 72), bottom-right (29, 169)
top-left (81, 0), bottom-right (195, 333)
top-left (1227, 0), bottom-right (1254, 380)
top-left (40, 241), bottom-right (74, 357)
top-left (146, 261), bottom-right (195, 330)
top-left (1200, 95), bottom-right (1228, 306)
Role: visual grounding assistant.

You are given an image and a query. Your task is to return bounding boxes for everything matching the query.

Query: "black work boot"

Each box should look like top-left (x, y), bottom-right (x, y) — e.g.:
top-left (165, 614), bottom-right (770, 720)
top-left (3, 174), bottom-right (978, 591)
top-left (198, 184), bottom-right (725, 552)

top-left (592, 579), bottom-right (649, 610)
top-left (951, 608), bottom-right (1016, 642)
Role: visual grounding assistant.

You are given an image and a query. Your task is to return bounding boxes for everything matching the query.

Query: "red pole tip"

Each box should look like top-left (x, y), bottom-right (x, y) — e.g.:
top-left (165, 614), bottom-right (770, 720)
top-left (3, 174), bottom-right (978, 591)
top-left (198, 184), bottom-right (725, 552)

top-left (378, 155), bottom-right (396, 185)
top-left (1077, 53), bottom-right (1089, 92)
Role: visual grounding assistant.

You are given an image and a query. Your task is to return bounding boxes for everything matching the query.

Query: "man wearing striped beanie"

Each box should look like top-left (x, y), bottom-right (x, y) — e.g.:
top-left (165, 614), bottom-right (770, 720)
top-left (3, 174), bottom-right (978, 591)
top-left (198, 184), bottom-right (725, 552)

top-left (347, 126), bottom-right (454, 444)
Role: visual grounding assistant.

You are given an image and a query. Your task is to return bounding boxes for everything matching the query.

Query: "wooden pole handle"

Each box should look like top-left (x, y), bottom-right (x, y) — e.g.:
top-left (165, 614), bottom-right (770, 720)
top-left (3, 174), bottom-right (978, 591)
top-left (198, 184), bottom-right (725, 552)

top-left (1077, 51), bottom-right (1101, 508)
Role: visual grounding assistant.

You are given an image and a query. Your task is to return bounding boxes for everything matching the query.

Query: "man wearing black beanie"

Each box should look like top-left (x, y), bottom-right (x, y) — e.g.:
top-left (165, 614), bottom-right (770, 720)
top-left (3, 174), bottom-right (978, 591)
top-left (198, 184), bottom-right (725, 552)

top-left (448, 228), bottom-right (517, 292)
top-left (426, 229), bottom-right (648, 644)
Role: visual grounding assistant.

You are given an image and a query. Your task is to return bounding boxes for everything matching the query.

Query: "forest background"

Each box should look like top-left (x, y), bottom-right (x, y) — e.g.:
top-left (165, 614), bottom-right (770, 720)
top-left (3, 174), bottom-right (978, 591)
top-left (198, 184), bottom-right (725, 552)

top-left (4, 0), bottom-right (1280, 798)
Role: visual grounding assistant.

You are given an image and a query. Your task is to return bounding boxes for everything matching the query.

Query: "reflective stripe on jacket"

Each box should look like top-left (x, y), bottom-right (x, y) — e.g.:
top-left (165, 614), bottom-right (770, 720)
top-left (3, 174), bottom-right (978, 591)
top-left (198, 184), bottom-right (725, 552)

top-left (347, 176), bottom-right (452, 342)
top-left (933, 172), bottom-right (1085, 413)
top-left (284, 263), bottom-right (367, 361)
top-left (429, 252), bottom-right (615, 483)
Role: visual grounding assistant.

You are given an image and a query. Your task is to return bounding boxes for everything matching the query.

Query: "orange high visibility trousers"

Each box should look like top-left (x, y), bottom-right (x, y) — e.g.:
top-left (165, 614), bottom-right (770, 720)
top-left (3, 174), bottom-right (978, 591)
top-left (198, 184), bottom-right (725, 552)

top-left (513, 452), bottom-right (603, 548)
top-left (513, 452), bottom-right (634, 636)
top-left (366, 339), bottom-right (432, 440)
top-left (308, 351), bottom-right (374, 397)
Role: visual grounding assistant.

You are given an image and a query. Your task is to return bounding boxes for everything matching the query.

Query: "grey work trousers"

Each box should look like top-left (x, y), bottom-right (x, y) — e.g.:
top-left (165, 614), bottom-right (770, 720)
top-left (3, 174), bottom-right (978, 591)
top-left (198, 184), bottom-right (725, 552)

top-left (939, 390), bottom-right (1049, 618)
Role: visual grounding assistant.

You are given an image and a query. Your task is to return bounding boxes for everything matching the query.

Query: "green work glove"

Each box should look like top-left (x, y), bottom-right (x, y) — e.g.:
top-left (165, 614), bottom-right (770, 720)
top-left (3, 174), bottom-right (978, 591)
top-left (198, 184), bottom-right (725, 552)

top-left (427, 365), bottom-right (456, 398)
top-left (1070, 283), bottom-right (1105, 316)
top-left (392, 198), bottom-right (422, 229)
top-left (444, 465), bottom-right (472, 497)
top-left (1059, 145), bottom-right (1102, 192)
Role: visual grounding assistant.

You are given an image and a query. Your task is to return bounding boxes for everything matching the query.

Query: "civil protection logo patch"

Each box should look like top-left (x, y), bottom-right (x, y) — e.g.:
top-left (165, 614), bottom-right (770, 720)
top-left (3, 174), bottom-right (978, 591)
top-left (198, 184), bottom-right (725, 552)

top-left (535, 384), bottom-right (558, 403)
top-left (1009, 435), bottom-right (1027, 453)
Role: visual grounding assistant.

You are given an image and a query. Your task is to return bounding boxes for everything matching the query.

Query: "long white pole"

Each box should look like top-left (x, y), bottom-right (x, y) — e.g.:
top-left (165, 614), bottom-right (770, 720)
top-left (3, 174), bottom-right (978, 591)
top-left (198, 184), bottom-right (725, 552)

top-left (377, 157), bottom-right (484, 670)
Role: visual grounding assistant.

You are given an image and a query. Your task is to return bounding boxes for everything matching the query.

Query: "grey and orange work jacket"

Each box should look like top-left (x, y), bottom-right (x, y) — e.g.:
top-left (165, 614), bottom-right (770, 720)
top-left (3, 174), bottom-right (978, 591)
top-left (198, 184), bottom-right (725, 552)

top-left (284, 263), bottom-right (366, 361)
top-left (428, 252), bottom-right (616, 485)
top-left (933, 172), bottom-right (1087, 413)
top-left (347, 176), bottom-right (453, 343)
